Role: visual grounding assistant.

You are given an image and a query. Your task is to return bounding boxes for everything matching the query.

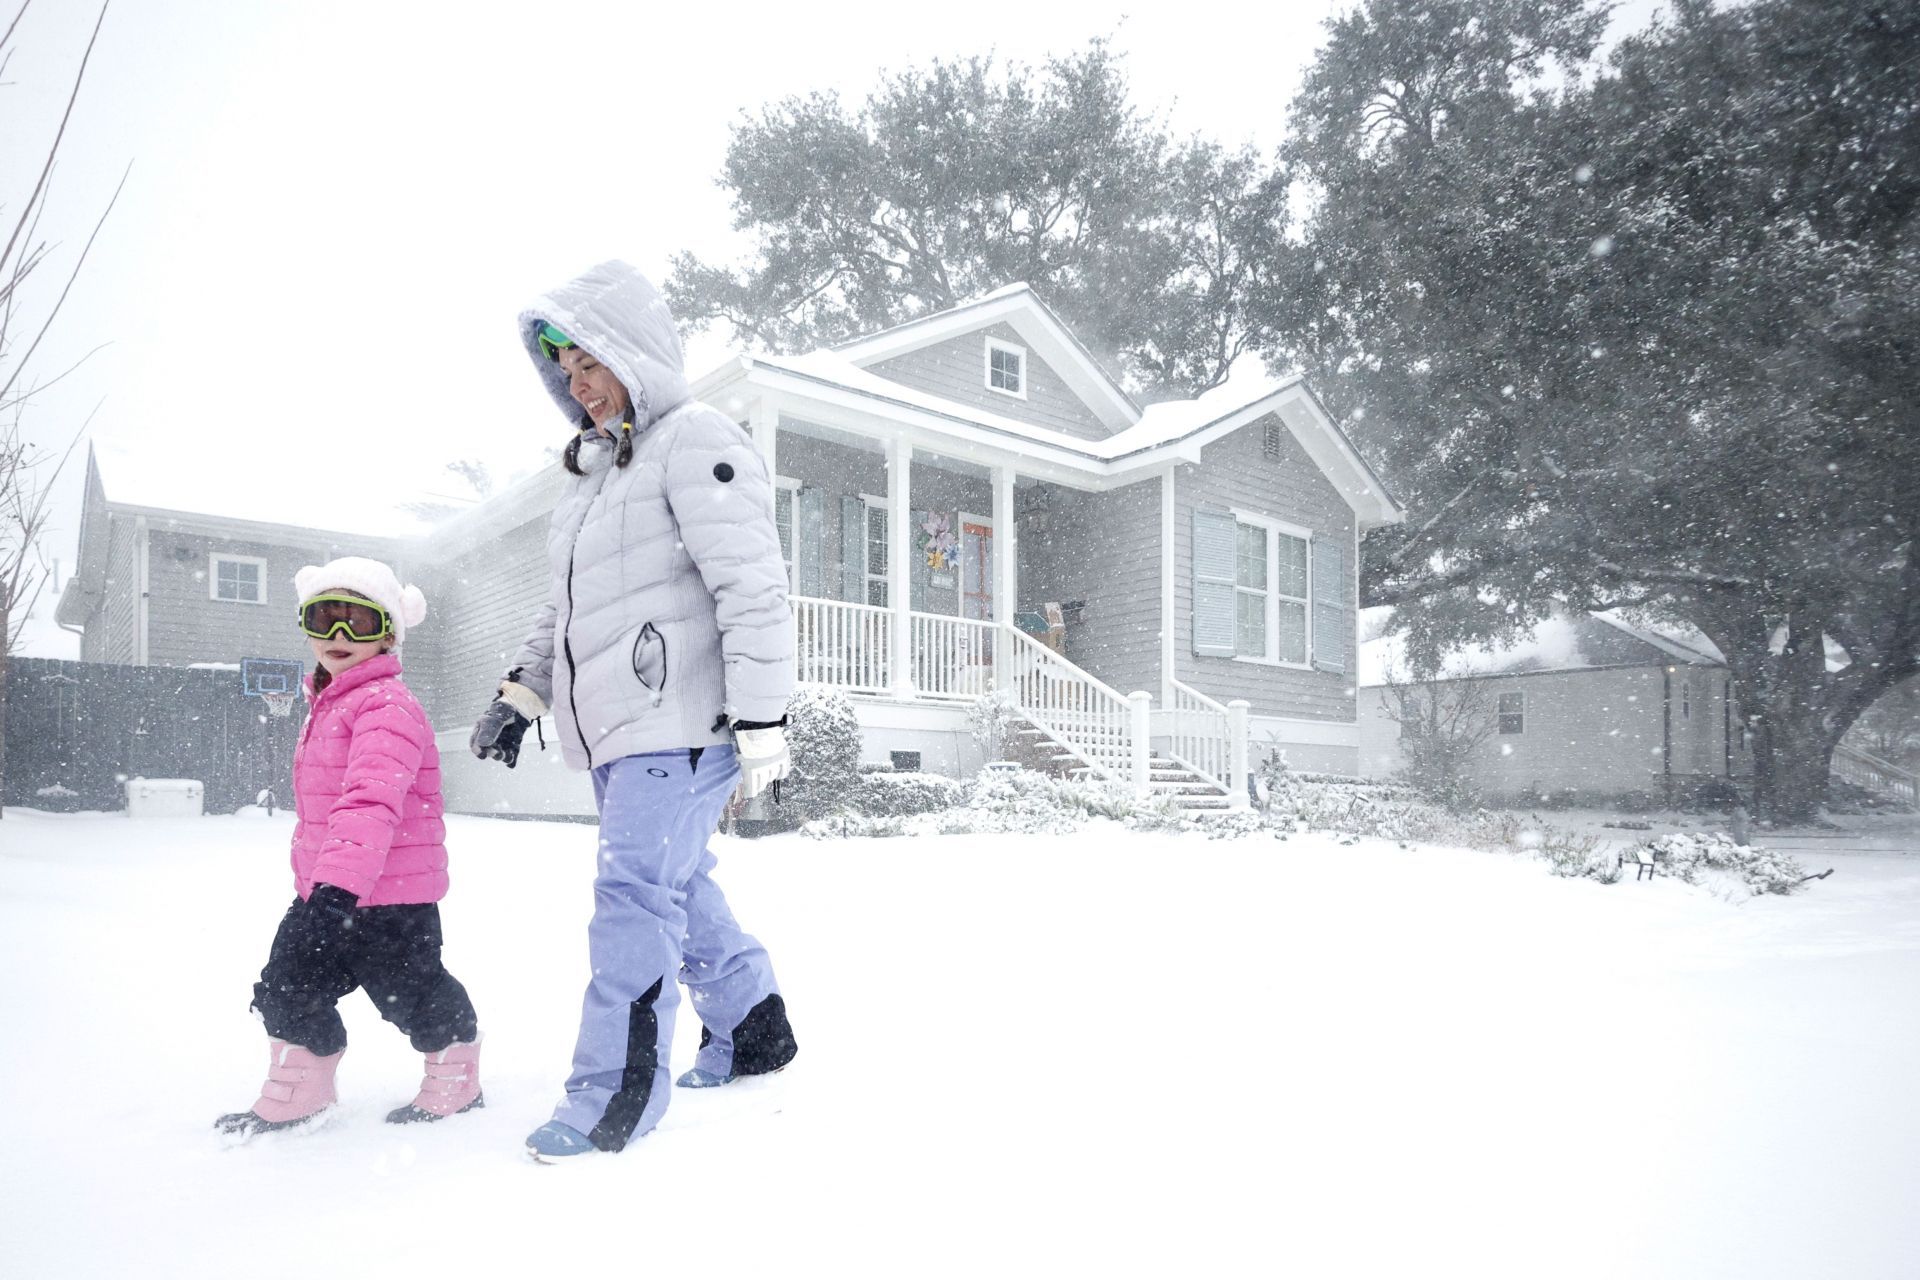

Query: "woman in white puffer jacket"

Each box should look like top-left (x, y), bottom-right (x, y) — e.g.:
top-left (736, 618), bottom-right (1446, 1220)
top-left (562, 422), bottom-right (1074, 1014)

top-left (469, 261), bottom-right (798, 1162)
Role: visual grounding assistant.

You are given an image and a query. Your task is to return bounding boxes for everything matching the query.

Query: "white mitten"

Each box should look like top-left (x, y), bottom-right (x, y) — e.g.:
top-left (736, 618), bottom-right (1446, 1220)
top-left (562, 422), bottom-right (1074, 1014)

top-left (733, 725), bottom-right (791, 800)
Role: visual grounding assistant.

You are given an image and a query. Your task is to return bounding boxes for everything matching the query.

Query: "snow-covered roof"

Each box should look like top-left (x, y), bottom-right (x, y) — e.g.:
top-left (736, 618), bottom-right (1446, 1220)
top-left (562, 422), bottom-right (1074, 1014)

top-left (1359, 605), bottom-right (1728, 687)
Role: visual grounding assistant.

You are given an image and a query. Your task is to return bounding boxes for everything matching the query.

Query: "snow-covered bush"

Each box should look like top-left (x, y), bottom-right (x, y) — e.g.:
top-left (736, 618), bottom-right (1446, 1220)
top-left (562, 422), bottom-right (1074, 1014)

top-left (777, 685), bottom-right (863, 827)
top-left (1641, 832), bottom-right (1807, 896)
top-left (852, 771), bottom-right (967, 818)
top-left (1531, 829), bottom-right (1619, 883)
top-left (966, 690), bottom-right (1022, 763)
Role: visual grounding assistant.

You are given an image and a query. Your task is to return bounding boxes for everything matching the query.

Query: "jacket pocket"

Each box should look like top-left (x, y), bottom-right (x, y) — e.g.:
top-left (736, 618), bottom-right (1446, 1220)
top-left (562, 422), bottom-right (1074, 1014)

top-left (632, 621), bottom-right (668, 696)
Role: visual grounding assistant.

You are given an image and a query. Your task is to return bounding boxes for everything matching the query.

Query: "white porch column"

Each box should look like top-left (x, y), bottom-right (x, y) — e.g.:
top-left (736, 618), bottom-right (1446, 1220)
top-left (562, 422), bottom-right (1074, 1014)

top-left (992, 464), bottom-right (1017, 689)
top-left (1161, 464), bottom-right (1176, 706)
top-left (889, 436), bottom-right (913, 697)
top-left (1129, 691), bottom-right (1153, 798)
top-left (749, 397), bottom-right (777, 476)
top-left (1228, 699), bottom-right (1251, 810)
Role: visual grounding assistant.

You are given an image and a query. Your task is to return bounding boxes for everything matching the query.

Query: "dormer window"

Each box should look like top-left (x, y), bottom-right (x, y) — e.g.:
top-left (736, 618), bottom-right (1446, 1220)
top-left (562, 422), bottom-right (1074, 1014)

top-left (985, 337), bottom-right (1026, 398)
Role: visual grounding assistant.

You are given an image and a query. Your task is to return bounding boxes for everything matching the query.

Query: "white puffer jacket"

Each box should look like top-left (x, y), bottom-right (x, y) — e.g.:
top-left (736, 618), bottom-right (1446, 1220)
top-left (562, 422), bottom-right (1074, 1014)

top-left (506, 262), bottom-right (794, 770)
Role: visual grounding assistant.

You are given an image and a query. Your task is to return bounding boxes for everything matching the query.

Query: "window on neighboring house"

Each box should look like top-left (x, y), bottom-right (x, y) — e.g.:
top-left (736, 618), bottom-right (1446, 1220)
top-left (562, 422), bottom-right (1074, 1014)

top-left (1498, 691), bottom-right (1526, 735)
top-left (863, 500), bottom-right (890, 607)
top-left (1681, 680), bottom-right (1692, 719)
top-left (985, 338), bottom-right (1026, 397)
top-left (773, 481), bottom-right (797, 589)
top-left (211, 554), bottom-right (266, 604)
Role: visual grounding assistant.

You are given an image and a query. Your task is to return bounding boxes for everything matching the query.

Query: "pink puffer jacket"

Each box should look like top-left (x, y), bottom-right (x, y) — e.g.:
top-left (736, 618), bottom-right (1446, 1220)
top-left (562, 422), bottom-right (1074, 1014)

top-left (290, 653), bottom-right (448, 906)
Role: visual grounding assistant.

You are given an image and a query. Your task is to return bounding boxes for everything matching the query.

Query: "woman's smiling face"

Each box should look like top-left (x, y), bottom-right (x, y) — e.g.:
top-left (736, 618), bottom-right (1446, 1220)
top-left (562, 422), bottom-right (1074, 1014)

top-left (557, 345), bottom-right (632, 427)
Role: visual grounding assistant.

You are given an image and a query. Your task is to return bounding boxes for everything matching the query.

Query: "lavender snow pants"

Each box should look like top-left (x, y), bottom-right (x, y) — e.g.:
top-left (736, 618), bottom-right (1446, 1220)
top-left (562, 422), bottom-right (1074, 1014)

top-left (551, 745), bottom-right (781, 1150)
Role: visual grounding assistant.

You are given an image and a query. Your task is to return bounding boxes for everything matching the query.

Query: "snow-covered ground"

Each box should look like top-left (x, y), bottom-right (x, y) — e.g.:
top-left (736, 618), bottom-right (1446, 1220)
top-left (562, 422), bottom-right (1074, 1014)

top-left (2, 809), bottom-right (1916, 1279)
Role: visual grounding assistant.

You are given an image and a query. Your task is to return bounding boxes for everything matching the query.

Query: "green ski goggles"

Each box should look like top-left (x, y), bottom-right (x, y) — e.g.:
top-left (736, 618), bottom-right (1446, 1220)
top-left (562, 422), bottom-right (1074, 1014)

top-left (298, 593), bottom-right (393, 643)
top-left (537, 323), bottom-right (575, 362)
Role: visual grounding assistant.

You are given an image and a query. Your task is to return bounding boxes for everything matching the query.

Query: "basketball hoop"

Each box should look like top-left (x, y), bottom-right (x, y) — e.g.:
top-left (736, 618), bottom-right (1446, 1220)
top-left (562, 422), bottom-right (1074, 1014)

top-left (260, 690), bottom-right (299, 719)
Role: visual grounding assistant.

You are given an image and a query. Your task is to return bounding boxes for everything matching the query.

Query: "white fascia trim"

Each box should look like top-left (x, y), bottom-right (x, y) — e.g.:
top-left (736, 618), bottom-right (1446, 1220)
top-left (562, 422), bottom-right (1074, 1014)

top-left (749, 366), bottom-right (1120, 490)
top-left (1113, 386), bottom-right (1402, 528)
top-left (1248, 714), bottom-right (1360, 747)
top-left (832, 290), bottom-right (1141, 432)
top-left (846, 693), bottom-right (974, 733)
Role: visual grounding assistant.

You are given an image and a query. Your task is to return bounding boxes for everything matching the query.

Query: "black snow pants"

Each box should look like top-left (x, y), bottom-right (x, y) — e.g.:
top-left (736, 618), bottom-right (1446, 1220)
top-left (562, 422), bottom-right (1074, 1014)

top-left (250, 898), bottom-right (478, 1058)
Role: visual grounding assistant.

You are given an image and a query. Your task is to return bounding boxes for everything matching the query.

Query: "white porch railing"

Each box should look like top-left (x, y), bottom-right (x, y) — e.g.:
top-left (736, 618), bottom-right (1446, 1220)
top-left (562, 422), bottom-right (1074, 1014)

top-left (793, 597), bottom-right (891, 693)
top-left (788, 596), bottom-right (1249, 802)
top-left (908, 612), bottom-right (999, 701)
top-left (1833, 744), bottom-right (1918, 806)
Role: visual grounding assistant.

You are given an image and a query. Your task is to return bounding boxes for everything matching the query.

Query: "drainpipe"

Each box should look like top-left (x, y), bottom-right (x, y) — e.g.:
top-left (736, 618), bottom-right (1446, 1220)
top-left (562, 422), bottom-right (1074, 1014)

top-left (1662, 665), bottom-right (1673, 806)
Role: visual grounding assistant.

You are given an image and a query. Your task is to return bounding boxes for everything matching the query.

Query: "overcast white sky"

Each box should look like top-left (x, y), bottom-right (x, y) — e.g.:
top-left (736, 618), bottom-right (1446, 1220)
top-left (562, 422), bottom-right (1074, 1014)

top-left (9, 0), bottom-right (1663, 657)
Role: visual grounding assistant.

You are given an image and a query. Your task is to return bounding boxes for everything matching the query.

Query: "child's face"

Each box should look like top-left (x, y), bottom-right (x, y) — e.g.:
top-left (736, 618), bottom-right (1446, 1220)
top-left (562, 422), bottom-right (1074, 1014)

top-left (309, 631), bottom-right (389, 677)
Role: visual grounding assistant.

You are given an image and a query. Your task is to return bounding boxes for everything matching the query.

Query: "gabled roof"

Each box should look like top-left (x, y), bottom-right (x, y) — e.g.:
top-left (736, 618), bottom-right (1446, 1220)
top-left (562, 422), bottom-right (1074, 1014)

top-left (698, 346), bottom-right (1403, 526)
top-left (830, 284), bottom-right (1143, 435)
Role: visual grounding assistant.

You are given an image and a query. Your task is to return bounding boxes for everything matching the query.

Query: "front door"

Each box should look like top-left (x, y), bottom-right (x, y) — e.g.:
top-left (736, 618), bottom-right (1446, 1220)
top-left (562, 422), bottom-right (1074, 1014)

top-left (961, 520), bottom-right (992, 621)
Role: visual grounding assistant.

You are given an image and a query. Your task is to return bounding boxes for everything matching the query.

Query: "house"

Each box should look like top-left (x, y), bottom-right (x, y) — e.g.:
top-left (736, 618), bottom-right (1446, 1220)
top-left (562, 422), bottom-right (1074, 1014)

top-left (1356, 605), bottom-right (1751, 804)
top-left (55, 450), bottom-right (398, 671)
top-left (55, 285), bottom-right (1405, 816)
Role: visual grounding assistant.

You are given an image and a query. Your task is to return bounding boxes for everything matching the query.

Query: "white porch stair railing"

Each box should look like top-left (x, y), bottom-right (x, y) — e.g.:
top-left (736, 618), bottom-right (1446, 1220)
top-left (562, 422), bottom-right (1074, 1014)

top-left (1159, 679), bottom-right (1251, 809)
top-left (1832, 743), bottom-right (1917, 807)
top-left (788, 596), bottom-right (1250, 810)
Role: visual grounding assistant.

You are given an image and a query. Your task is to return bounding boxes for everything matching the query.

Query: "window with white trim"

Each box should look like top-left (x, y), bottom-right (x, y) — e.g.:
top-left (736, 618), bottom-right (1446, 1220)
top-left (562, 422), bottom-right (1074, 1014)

top-left (985, 337), bottom-right (1026, 398)
top-left (1498, 691), bottom-right (1526, 735)
top-left (211, 554), bottom-right (267, 604)
top-left (863, 498), bottom-right (889, 607)
top-left (1230, 514), bottom-right (1310, 665)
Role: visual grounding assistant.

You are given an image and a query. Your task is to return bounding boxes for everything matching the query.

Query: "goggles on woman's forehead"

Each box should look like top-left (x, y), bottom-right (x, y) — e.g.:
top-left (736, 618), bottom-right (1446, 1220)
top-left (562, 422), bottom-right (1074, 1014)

top-left (299, 594), bottom-right (392, 643)
top-left (538, 323), bottom-right (576, 362)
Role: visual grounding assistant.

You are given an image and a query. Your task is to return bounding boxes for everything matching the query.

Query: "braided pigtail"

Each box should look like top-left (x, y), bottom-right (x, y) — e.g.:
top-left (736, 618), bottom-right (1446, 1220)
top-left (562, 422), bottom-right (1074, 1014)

top-left (614, 421), bottom-right (635, 468)
top-left (562, 425), bottom-right (590, 476)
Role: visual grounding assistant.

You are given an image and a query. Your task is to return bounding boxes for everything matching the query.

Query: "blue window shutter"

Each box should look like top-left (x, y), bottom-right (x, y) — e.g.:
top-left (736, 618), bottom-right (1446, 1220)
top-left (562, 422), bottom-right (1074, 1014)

top-left (1311, 533), bottom-right (1347, 673)
top-left (1192, 509), bottom-right (1236, 658)
top-left (840, 496), bottom-right (865, 603)
top-left (796, 487), bottom-right (827, 598)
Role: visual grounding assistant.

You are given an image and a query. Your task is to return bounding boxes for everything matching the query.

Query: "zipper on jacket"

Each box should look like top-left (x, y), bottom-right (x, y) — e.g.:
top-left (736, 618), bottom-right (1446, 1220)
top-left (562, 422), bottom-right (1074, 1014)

top-left (561, 544), bottom-right (592, 768)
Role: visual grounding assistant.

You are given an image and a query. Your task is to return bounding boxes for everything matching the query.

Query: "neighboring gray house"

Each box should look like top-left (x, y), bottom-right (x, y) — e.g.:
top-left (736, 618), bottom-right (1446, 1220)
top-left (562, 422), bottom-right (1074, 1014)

top-left (58, 285), bottom-right (1405, 815)
top-left (56, 450), bottom-right (399, 671)
top-left (1356, 605), bottom-right (1751, 804)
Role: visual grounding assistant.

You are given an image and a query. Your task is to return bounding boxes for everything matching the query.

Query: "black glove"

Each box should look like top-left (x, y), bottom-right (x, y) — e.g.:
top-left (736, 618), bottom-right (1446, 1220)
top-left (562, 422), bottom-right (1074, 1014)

top-left (470, 698), bottom-right (531, 768)
top-left (285, 883), bottom-right (359, 961)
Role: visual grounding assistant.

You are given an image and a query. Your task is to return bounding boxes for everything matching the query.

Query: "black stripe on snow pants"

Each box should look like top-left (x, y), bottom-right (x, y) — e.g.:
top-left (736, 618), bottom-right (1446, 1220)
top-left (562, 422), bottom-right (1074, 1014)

top-left (250, 897), bottom-right (478, 1058)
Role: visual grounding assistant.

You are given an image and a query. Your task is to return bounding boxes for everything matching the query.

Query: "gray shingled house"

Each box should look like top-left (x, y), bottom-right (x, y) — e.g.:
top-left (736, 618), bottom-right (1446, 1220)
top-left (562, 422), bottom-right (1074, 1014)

top-left (57, 285), bottom-right (1405, 816)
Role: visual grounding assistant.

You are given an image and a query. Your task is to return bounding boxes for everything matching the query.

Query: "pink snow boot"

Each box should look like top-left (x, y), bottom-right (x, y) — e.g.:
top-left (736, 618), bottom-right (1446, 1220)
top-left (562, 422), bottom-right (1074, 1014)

top-left (385, 1036), bottom-right (484, 1124)
top-left (215, 1040), bottom-right (343, 1136)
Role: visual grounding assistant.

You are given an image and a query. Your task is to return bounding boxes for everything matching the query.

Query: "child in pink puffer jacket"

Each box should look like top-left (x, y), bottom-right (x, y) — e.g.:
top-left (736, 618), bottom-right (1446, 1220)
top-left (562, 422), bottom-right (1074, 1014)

top-left (217, 556), bottom-right (483, 1138)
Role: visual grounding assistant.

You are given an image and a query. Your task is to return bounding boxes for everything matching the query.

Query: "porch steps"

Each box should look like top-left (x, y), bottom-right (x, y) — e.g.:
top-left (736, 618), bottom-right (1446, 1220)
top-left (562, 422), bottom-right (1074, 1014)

top-left (1006, 726), bottom-right (1235, 815)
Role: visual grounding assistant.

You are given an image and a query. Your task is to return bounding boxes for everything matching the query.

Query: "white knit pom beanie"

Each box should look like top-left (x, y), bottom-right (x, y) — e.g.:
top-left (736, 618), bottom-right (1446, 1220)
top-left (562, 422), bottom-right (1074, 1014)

top-left (293, 556), bottom-right (428, 649)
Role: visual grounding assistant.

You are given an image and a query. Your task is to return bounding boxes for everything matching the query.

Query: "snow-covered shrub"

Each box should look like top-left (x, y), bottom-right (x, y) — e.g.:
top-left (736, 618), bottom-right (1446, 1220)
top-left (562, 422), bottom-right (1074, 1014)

top-left (935, 768), bottom-right (1086, 835)
top-left (1641, 832), bottom-right (1807, 896)
top-left (800, 811), bottom-right (909, 840)
top-left (852, 771), bottom-right (967, 818)
top-left (1532, 830), bottom-right (1619, 883)
top-left (777, 685), bottom-right (863, 827)
top-left (967, 690), bottom-right (1023, 763)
